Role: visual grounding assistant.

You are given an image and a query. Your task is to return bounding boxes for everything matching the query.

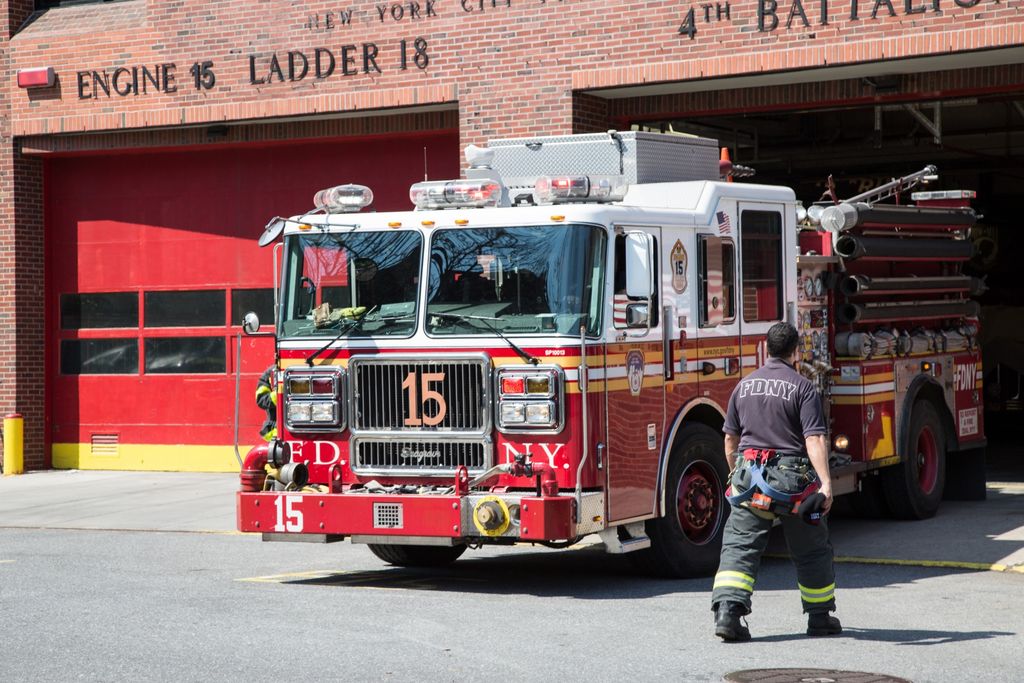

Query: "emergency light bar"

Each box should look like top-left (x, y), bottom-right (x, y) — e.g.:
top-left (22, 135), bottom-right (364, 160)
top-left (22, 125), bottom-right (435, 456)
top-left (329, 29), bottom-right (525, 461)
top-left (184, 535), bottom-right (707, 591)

top-left (313, 184), bottom-right (374, 214)
top-left (532, 175), bottom-right (626, 204)
top-left (409, 179), bottom-right (503, 210)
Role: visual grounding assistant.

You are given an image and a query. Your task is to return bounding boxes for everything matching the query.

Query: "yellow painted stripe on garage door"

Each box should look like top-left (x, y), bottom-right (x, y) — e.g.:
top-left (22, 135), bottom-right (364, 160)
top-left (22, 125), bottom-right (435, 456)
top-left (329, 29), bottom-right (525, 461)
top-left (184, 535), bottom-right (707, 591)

top-left (52, 443), bottom-right (239, 472)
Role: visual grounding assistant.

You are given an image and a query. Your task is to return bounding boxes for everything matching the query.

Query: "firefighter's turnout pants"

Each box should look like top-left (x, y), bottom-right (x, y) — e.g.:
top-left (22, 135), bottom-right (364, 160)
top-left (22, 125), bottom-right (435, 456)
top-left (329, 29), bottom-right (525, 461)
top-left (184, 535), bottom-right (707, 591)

top-left (712, 460), bottom-right (836, 614)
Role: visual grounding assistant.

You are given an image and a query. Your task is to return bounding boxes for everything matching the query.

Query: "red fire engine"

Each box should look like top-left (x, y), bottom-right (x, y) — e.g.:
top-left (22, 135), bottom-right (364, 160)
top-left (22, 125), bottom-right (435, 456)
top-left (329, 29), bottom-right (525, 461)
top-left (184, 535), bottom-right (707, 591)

top-left (235, 132), bottom-right (986, 577)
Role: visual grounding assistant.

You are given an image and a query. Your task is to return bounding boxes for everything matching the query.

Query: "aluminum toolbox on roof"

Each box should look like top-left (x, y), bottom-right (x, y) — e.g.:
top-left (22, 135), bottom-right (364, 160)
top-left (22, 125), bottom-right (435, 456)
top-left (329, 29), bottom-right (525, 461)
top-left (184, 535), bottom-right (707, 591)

top-left (485, 131), bottom-right (720, 193)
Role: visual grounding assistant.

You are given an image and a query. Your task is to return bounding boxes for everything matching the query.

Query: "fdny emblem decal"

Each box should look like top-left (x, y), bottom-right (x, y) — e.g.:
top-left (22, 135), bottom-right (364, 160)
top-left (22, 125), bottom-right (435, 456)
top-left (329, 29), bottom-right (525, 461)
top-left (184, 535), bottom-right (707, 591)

top-left (671, 239), bottom-right (688, 294)
top-left (954, 362), bottom-right (977, 392)
top-left (627, 350), bottom-right (645, 396)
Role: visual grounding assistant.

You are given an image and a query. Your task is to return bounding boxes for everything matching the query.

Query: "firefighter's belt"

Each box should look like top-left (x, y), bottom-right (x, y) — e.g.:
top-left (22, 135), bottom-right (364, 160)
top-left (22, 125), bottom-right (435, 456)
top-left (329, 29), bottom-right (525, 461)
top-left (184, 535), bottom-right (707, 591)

top-left (727, 449), bottom-right (820, 512)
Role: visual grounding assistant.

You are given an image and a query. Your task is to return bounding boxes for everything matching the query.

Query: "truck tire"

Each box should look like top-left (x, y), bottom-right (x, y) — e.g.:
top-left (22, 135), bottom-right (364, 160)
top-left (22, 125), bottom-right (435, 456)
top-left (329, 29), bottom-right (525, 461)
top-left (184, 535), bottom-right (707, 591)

top-left (367, 544), bottom-right (467, 567)
top-left (631, 423), bottom-right (730, 578)
top-left (881, 400), bottom-right (947, 519)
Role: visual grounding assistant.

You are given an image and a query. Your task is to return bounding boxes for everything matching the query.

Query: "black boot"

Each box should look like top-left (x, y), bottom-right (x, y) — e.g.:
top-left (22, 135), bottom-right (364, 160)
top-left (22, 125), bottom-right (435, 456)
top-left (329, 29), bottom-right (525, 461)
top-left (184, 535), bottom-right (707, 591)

top-left (714, 602), bottom-right (751, 642)
top-left (807, 612), bottom-right (842, 636)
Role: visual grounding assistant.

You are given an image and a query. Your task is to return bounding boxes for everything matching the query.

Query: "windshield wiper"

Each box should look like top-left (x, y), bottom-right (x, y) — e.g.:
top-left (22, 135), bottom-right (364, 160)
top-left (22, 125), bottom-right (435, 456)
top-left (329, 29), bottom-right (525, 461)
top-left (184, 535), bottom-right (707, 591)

top-left (305, 305), bottom-right (378, 366)
top-left (430, 311), bottom-right (538, 365)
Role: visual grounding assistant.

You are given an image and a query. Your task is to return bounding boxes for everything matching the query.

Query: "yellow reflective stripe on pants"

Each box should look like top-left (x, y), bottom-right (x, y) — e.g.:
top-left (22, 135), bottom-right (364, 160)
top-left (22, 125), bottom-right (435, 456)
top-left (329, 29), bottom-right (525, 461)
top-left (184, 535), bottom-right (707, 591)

top-left (256, 386), bottom-right (271, 398)
top-left (799, 582), bottom-right (835, 603)
top-left (263, 428), bottom-right (276, 442)
top-left (714, 570), bottom-right (755, 592)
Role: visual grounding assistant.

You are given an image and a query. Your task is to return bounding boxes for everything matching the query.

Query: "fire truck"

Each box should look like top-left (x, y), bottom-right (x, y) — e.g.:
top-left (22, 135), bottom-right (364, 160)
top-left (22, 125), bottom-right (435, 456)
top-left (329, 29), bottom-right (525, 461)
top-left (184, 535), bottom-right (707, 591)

top-left (235, 132), bottom-right (986, 577)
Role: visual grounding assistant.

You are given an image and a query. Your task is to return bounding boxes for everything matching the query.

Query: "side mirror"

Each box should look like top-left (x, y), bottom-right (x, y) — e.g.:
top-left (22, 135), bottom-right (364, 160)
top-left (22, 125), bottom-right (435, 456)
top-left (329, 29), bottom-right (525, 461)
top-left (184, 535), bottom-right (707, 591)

top-left (258, 217), bottom-right (287, 248)
top-left (625, 303), bottom-right (649, 328)
top-left (242, 312), bottom-right (261, 335)
top-left (625, 232), bottom-right (654, 298)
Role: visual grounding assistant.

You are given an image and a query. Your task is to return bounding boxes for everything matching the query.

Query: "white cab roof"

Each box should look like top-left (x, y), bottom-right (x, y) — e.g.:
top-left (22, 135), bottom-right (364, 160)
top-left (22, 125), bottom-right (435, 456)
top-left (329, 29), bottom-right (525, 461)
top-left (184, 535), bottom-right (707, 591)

top-left (282, 180), bottom-right (796, 236)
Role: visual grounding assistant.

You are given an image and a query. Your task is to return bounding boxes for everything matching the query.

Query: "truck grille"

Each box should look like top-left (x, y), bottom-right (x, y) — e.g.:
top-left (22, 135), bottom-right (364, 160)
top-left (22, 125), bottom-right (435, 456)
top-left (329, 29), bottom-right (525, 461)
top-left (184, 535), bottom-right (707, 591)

top-left (349, 357), bottom-right (490, 432)
top-left (353, 439), bottom-right (489, 476)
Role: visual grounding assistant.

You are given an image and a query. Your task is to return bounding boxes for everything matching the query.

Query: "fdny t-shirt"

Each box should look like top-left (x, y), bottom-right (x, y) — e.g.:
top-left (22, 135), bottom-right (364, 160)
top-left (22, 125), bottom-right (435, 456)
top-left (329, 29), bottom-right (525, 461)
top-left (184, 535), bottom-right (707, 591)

top-left (723, 357), bottom-right (827, 453)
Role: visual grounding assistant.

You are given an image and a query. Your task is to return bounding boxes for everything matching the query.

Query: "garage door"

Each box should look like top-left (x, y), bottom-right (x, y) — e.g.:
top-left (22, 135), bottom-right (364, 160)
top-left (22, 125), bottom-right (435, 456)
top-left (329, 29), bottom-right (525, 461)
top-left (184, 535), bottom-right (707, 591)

top-left (46, 131), bottom-right (458, 471)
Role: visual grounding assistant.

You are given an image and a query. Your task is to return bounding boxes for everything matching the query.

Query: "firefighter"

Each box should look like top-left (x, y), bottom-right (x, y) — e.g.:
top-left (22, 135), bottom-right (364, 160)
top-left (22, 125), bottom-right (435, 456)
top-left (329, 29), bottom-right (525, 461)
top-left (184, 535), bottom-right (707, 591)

top-left (711, 322), bottom-right (842, 641)
top-left (255, 365), bottom-right (278, 442)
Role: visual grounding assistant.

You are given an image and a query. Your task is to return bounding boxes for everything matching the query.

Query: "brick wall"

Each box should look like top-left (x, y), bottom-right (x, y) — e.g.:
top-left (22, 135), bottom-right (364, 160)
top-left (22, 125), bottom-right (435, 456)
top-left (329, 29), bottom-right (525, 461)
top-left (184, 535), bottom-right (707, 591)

top-left (572, 92), bottom-right (610, 134)
top-left (2, 2), bottom-right (46, 469)
top-left (6, 1), bottom-right (1024, 145)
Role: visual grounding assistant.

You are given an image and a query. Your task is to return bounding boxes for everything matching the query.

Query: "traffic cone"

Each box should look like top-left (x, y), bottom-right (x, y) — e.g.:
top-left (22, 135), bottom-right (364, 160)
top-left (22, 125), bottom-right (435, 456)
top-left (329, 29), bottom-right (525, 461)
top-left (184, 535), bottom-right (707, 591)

top-left (720, 147), bottom-right (734, 183)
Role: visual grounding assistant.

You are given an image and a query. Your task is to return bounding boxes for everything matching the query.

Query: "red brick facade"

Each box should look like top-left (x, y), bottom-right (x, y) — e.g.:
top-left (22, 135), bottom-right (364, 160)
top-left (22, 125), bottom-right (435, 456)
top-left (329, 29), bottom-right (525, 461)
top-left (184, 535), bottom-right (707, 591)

top-left (9, 2), bottom-right (1024, 146)
top-left (1, 0), bottom-right (1023, 469)
top-left (2, 2), bottom-right (44, 470)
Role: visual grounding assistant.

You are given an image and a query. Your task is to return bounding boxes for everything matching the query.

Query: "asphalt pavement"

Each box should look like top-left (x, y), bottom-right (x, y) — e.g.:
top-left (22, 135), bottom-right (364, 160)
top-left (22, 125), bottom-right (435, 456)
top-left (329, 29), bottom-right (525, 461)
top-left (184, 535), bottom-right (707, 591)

top-left (1, 463), bottom-right (1023, 573)
top-left (0, 463), bottom-right (1022, 683)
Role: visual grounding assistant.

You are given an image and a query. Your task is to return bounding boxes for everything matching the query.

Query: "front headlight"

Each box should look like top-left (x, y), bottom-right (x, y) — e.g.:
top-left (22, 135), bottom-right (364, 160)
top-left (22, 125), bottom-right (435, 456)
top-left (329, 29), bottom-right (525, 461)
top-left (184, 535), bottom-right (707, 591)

top-left (284, 367), bottom-right (345, 431)
top-left (288, 402), bottom-right (313, 423)
top-left (500, 402), bottom-right (526, 424)
top-left (525, 402), bottom-right (554, 425)
top-left (310, 402), bottom-right (337, 423)
top-left (495, 368), bottom-right (563, 431)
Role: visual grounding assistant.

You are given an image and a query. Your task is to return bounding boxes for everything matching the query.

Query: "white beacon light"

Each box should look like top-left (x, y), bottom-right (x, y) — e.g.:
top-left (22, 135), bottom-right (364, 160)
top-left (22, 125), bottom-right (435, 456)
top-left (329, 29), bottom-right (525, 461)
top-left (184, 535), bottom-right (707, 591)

top-left (313, 184), bottom-right (374, 213)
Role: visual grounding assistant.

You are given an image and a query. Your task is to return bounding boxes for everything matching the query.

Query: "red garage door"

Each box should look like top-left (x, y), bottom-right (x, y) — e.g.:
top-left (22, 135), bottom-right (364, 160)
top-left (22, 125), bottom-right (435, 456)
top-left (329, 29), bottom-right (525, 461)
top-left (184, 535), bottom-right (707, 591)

top-left (46, 131), bottom-right (458, 471)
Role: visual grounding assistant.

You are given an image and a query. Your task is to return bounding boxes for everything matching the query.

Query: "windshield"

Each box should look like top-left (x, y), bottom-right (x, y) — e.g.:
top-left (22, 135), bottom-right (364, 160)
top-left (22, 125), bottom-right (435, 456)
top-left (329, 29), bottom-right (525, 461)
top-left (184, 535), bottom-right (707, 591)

top-left (280, 231), bottom-right (421, 338)
top-left (426, 224), bottom-right (606, 337)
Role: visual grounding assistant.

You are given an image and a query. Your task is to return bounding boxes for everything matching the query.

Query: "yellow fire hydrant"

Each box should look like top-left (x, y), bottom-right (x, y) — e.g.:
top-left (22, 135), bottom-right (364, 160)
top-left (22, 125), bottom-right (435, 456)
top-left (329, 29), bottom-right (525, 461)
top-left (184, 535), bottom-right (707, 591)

top-left (3, 413), bottom-right (24, 475)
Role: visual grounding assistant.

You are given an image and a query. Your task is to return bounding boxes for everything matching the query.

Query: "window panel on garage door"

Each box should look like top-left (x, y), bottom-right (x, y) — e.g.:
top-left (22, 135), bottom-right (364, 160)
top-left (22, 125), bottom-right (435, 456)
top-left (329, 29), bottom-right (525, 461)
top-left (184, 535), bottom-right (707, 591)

top-left (61, 339), bottom-right (139, 375)
top-left (144, 337), bottom-right (226, 374)
top-left (144, 290), bottom-right (226, 327)
top-left (231, 288), bottom-right (274, 326)
top-left (61, 292), bottom-right (138, 329)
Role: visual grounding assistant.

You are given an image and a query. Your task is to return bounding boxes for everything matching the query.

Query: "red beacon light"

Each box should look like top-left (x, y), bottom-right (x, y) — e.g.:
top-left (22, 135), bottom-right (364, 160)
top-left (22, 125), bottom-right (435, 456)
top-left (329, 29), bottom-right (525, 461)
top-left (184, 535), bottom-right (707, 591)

top-left (533, 175), bottom-right (627, 204)
top-left (409, 179), bottom-right (503, 210)
top-left (17, 67), bottom-right (55, 89)
top-left (313, 184), bottom-right (374, 214)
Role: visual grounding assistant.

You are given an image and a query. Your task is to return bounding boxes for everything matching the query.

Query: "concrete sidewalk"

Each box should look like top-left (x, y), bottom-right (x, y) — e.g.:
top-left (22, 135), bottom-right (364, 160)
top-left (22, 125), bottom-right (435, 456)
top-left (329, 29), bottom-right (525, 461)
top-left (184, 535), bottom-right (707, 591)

top-left (0, 470), bottom-right (239, 533)
top-left (0, 469), bottom-right (1022, 572)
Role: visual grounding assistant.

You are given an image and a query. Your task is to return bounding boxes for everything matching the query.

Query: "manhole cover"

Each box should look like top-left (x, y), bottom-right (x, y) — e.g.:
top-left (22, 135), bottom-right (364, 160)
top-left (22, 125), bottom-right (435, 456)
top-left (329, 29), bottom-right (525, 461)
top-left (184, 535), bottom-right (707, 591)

top-left (724, 670), bottom-right (912, 683)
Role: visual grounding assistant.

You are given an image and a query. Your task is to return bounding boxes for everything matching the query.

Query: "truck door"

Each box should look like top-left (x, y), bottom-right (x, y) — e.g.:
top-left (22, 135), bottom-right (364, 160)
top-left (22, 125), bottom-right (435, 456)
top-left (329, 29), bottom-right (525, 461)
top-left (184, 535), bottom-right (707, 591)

top-left (695, 231), bottom-right (740, 405)
top-left (736, 204), bottom-right (788, 374)
top-left (606, 226), bottom-right (666, 523)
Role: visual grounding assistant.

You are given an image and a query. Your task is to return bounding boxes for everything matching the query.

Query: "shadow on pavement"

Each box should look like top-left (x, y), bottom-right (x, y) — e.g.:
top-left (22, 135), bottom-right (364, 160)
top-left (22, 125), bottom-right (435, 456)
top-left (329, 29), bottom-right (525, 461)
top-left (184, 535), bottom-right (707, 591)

top-left (282, 545), bottom-right (695, 599)
top-left (269, 544), bottom-right (1007, 599)
top-left (752, 626), bottom-right (1016, 645)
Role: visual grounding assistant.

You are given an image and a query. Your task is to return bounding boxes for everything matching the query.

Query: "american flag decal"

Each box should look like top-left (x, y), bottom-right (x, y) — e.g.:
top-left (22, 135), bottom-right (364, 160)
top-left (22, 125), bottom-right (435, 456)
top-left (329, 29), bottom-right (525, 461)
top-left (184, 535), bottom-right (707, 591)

top-left (716, 211), bottom-right (731, 236)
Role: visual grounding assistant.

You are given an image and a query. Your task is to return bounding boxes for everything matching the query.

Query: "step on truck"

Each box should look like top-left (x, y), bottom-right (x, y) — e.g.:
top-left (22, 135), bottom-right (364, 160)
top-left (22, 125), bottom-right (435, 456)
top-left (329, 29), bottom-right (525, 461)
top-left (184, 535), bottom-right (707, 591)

top-left (235, 131), bottom-right (986, 577)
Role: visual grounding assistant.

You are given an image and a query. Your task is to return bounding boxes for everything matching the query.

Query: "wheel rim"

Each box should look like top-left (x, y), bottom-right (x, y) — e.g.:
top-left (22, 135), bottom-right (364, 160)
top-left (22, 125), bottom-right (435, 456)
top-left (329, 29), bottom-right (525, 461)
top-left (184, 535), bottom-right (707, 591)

top-left (675, 460), bottom-right (722, 545)
top-left (916, 425), bottom-right (939, 495)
